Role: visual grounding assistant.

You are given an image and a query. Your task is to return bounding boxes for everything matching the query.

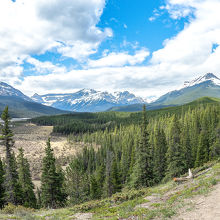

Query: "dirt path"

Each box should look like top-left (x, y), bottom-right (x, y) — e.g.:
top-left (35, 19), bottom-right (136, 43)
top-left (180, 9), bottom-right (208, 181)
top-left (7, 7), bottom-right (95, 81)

top-left (174, 183), bottom-right (220, 220)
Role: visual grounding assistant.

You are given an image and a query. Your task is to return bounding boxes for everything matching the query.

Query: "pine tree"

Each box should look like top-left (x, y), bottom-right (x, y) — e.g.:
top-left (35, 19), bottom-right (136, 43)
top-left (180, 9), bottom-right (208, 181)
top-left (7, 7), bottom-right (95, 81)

top-left (181, 115), bottom-right (193, 169)
top-left (210, 122), bottom-right (220, 159)
top-left (36, 187), bottom-right (42, 209)
top-left (103, 151), bottom-right (114, 197)
top-left (0, 106), bottom-right (22, 205)
top-left (130, 105), bottom-right (153, 188)
top-left (41, 138), bottom-right (66, 208)
top-left (95, 164), bottom-right (105, 199)
top-left (165, 115), bottom-right (186, 179)
top-left (111, 157), bottom-right (121, 194)
top-left (195, 130), bottom-right (209, 167)
top-left (0, 158), bottom-right (5, 208)
top-left (17, 148), bottom-right (36, 208)
top-left (66, 159), bottom-right (89, 204)
top-left (153, 126), bottom-right (167, 183)
top-left (90, 174), bottom-right (99, 200)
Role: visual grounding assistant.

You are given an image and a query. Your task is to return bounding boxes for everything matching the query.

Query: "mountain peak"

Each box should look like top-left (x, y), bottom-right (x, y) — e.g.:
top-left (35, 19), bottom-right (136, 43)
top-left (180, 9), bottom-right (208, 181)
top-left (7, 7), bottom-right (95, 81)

top-left (182, 73), bottom-right (220, 89)
top-left (32, 89), bottom-right (146, 112)
top-left (0, 81), bottom-right (31, 101)
top-left (203, 73), bottom-right (219, 80)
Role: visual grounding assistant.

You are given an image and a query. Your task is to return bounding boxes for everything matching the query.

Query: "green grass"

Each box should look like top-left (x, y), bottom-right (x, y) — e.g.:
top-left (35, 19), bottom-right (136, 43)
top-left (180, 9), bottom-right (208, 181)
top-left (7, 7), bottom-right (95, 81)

top-left (1, 160), bottom-right (220, 219)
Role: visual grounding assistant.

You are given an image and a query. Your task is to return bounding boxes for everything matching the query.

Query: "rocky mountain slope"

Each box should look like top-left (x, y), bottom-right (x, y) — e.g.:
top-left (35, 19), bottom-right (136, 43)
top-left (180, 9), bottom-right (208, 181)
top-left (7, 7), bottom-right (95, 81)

top-left (0, 82), bottom-right (68, 117)
top-left (0, 82), bottom-right (32, 101)
top-left (31, 89), bottom-right (146, 112)
top-left (109, 73), bottom-right (220, 112)
top-left (152, 73), bottom-right (220, 106)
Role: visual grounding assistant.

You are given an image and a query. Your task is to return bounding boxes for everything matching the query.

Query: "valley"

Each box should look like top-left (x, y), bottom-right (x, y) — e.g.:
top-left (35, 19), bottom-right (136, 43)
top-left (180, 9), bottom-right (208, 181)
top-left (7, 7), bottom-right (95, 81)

top-left (0, 96), bottom-right (219, 219)
top-left (0, 122), bottom-right (82, 189)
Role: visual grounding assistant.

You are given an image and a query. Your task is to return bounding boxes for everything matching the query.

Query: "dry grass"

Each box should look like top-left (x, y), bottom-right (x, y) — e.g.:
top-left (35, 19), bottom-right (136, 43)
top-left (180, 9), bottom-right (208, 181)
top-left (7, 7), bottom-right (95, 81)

top-left (0, 122), bottom-right (83, 189)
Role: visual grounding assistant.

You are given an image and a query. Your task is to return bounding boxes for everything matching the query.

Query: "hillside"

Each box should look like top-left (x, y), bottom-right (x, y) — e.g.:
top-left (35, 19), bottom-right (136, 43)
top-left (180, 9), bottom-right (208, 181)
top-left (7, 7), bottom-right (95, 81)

top-left (30, 97), bottom-right (219, 136)
top-left (109, 73), bottom-right (220, 112)
top-left (0, 96), bottom-right (68, 118)
top-left (152, 73), bottom-right (220, 106)
top-left (0, 161), bottom-right (219, 219)
top-left (107, 103), bottom-right (175, 112)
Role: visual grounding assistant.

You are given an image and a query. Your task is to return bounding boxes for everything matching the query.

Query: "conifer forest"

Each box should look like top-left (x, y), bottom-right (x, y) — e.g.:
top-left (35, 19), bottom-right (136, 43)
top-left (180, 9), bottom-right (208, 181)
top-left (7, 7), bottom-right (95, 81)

top-left (0, 99), bottom-right (219, 210)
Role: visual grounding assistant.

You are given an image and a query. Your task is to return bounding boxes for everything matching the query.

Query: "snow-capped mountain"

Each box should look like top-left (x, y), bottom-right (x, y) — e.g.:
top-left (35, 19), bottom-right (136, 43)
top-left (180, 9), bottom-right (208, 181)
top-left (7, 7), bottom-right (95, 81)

top-left (32, 89), bottom-right (146, 112)
top-left (0, 82), bottom-right (68, 117)
top-left (152, 73), bottom-right (220, 106)
top-left (0, 82), bottom-right (32, 101)
top-left (181, 73), bottom-right (220, 89)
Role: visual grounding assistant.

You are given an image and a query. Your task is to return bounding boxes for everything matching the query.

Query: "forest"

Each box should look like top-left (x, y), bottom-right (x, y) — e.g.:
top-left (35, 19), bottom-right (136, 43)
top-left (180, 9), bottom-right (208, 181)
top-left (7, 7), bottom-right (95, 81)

top-left (0, 97), bottom-right (219, 209)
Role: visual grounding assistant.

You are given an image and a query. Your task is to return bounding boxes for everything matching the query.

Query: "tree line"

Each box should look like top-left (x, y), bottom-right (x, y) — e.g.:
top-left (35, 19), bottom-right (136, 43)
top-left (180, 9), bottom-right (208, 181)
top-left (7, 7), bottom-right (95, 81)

top-left (0, 107), bottom-right (66, 209)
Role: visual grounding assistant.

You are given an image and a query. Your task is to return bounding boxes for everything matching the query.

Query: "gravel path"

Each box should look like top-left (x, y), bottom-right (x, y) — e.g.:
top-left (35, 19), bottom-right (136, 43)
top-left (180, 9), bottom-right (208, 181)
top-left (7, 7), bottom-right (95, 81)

top-left (174, 183), bottom-right (220, 220)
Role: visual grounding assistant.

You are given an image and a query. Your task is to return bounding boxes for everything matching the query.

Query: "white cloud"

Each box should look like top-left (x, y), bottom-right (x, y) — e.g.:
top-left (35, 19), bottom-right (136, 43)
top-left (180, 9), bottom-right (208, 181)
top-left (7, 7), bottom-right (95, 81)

top-left (26, 57), bottom-right (67, 74)
top-left (87, 49), bottom-right (150, 68)
top-left (151, 0), bottom-right (220, 68)
top-left (2, 0), bottom-right (220, 101)
top-left (0, 0), bottom-right (111, 74)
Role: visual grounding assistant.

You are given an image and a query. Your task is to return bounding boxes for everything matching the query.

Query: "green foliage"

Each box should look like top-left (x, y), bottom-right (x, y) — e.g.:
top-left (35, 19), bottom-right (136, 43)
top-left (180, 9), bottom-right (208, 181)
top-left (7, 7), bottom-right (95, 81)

top-left (1, 203), bottom-right (34, 215)
top-left (130, 105), bottom-right (153, 188)
top-left (17, 148), bottom-right (36, 208)
top-left (63, 103), bottom-right (220, 205)
top-left (1, 106), bottom-right (23, 205)
top-left (41, 138), bottom-right (67, 208)
top-left (153, 126), bottom-right (167, 183)
top-left (165, 115), bottom-right (186, 179)
top-left (0, 159), bottom-right (5, 209)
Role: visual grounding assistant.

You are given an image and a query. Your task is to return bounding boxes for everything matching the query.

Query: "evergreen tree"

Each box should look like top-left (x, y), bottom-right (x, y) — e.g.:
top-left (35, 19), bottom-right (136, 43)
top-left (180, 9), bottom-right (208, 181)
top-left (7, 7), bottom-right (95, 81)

top-left (165, 115), bottom-right (186, 179)
top-left (41, 138), bottom-right (66, 208)
top-left (0, 158), bottom-right (5, 208)
top-left (95, 164), bottom-right (105, 199)
top-left (195, 130), bottom-right (209, 167)
top-left (90, 174), bottom-right (99, 200)
top-left (210, 122), bottom-right (220, 159)
top-left (0, 106), bottom-right (22, 205)
top-left (111, 157), bottom-right (121, 194)
top-left (130, 105), bottom-right (153, 188)
top-left (36, 187), bottom-right (42, 209)
top-left (181, 116), bottom-right (193, 169)
top-left (17, 148), bottom-right (36, 208)
top-left (66, 159), bottom-right (89, 204)
top-left (153, 126), bottom-right (167, 183)
top-left (103, 151), bottom-right (114, 197)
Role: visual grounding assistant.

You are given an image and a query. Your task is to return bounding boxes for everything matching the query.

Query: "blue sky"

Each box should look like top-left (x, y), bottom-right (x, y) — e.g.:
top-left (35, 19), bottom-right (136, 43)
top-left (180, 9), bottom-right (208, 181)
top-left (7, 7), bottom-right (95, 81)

top-left (0, 0), bottom-right (220, 100)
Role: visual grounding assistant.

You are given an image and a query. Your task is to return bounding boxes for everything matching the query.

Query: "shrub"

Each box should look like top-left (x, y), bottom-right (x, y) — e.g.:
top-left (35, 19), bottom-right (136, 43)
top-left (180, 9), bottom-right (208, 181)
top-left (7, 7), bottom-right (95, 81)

top-left (1, 203), bottom-right (35, 215)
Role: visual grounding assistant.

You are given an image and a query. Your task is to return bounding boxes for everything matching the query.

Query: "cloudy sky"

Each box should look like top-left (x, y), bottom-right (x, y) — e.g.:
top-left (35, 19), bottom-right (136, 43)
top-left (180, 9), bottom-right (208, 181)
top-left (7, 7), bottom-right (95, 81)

top-left (0, 0), bottom-right (220, 100)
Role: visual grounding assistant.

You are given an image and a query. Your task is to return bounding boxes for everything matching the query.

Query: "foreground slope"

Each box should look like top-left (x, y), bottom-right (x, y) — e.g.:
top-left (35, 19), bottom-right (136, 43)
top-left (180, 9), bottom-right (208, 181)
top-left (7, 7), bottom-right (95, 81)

top-left (0, 161), bottom-right (219, 219)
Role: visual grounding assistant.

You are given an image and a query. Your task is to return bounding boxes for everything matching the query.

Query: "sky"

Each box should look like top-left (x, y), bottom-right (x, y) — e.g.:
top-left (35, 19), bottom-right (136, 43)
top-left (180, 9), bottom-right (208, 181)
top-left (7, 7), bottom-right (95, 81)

top-left (0, 0), bottom-right (220, 101)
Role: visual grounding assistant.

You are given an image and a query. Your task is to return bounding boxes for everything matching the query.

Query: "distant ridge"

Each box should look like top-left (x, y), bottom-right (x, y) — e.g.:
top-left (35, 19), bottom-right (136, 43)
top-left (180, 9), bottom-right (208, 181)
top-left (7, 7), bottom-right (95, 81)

top-left (108, 73), bottom-right (220, 112)
top-left (31, 89), bottom-right (146, 112)
top-left (0, 82), bottom-right (68, 117)
top-left (152, 73), bottom-right (220, 106)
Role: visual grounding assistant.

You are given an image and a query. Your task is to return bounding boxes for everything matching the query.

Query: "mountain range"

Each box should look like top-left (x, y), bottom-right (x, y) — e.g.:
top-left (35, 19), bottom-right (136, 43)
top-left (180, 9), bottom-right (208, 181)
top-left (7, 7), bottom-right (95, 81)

top-left (152, 73), bottom-right (220, 106)
top-left (109, 73), bottom-right (220, 111)
top-left (31, 89), bottom-right (145, 112)
top-left (0, 72), bottom-right (219, 116)
top-left (0, 83), bottom-right (68, 118)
